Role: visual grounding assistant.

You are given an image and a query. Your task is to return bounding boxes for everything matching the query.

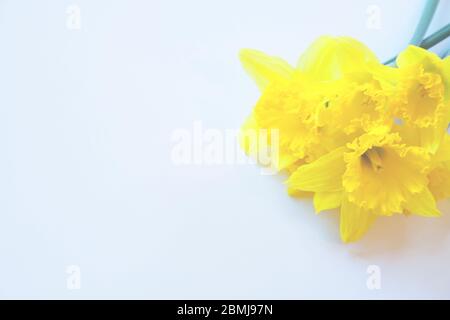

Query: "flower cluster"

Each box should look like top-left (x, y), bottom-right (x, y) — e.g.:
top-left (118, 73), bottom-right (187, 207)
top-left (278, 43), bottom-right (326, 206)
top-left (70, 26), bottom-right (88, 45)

top-left (239, 37), bottom-right (450, 242)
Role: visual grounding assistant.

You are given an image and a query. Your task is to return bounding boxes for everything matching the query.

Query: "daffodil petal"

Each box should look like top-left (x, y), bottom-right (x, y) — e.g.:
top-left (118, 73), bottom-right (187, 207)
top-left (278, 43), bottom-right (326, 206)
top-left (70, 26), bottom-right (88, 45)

top-left (428, 162), bottom-right (450, 200)
top-left (287, 147), bottom-right (346, 192)
top-left (287, 188), bottom-right (313, 198)
top-left (396, 45), bottom-right (440, 70)
top-left (404, 187), bottom-right (441, 217)
top-left (297, 36), bottom-right (379, 81)
top-left (416, 124), bottom-right (447, 154)
top-left (340, 198), bottom-right (376, 243)
top-left (313, 192), bottom-right (342, 213)
top-left (443, 56), bottom-right (450, 100)
top-left (433, 134), bottom-right (450, 164)
top-left (239, 49), bottom-right (294, 91)
top-left (239, 112), bottom-right (263, 156)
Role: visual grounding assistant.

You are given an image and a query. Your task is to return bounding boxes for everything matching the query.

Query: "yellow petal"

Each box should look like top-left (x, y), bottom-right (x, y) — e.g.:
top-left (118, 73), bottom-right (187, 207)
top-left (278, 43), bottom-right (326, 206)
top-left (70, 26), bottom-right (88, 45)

top-left (340, 197), bottom-right (376, 243)
top-left (287, 147), bottom-right (346, 192)
top-left (396, 45), bottom-right (441, 70)
top-left (239, 112), bottom-right (263, 156)
top-left (403, 187), bottom-right (441, 217)
top-left (287, 188), bottom-right (313, 198)
top-left (276, 149), bottom-right (301, 171)
top-left (433, 134), bottom-right (450, 164)
top-left (416, 124), bottom-right (448, 154)
top-left (429, 136), bottom-right (450, 199)
top-left (428, 163), bottom-right (450, 200)
top-left (443, 56), bottom-right (450, 101)
top-left (239, 49), bottom-right (294, 91)
top-left (239, 112), bottom-right (300, 172)
top-left (313, 192), bottom-right (342, 213)
top-left (297, 36), bottom-right (379, 81)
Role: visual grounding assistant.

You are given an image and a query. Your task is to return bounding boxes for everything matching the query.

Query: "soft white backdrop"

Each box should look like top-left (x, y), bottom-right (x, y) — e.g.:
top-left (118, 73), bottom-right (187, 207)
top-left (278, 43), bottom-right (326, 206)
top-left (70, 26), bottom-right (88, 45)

top-left (1, 0), bottom-right (450, 299)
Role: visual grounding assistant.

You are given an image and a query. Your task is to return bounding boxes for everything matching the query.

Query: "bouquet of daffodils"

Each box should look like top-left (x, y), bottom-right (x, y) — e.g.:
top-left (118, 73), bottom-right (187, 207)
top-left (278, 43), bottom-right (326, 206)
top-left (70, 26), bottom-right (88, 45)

top-left (239, 36), bottom-right (450, 242)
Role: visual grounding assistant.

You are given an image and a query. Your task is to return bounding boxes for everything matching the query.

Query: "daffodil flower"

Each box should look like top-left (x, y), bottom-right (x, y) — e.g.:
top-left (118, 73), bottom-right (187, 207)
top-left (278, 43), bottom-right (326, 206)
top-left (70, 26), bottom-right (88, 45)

top-left (391, 46), bottom-right (450, 153)
top-left (239, 34), bottom-right (450, 243)
top-left (287, 126), bottom-right (440, 242)
top-left (239, 37), bottom-right (389, 171)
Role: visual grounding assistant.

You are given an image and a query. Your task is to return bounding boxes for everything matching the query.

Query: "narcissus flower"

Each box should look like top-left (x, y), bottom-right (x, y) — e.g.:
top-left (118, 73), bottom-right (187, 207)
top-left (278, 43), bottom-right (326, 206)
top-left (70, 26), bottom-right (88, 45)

top-left (288, 126), bottom-right (440, 242)
top-left (239, 36), bottom-right (450, 243)
top-left (392, 46), bottom-right (450, 153)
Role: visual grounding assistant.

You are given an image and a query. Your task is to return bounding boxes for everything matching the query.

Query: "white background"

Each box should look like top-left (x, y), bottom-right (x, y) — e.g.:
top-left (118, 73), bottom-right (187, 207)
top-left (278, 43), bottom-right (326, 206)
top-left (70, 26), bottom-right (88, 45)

top-left (1, 0), bottom-right (450, 299)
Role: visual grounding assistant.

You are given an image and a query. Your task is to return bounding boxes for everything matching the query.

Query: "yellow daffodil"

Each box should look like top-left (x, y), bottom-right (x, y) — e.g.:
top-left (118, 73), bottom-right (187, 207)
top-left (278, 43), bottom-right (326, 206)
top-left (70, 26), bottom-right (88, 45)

top-left (239, 49), bottom-right (325, 171)
top-left (287, 126), bottom-right (440, 242)
top-left (239, 37), bottom-right (389, 171)
top-left (392, 46), bottom-right (450, 153)
top-left (239, 35), bottom-right (450, 243)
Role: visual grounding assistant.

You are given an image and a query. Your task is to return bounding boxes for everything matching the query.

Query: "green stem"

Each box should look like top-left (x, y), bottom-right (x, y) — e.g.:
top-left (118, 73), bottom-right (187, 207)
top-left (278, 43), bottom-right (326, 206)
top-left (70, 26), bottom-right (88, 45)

top-left (420, 23), bottom-right (450, 49)
top-left (384, 23), bottom-right (450, 65)
top-left (384, 0), bottom-right (442, 65)
top-left (410, 0), bottom-right (440, 46)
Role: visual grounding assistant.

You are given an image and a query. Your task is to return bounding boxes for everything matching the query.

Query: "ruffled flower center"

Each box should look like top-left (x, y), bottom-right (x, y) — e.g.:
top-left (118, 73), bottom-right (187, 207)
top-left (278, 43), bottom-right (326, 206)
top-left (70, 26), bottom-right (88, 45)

top-left (361, 147), bottom-right (384, 172)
